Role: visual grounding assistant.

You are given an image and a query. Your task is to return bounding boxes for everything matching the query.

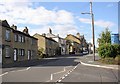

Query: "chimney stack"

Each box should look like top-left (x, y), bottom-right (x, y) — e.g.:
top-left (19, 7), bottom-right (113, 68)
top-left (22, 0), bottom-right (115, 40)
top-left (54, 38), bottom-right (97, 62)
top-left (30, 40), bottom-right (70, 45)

top-left (76, 33), bottom-right (80, 39)
top-left (23, 26), bottom-right (29, 34)
top-left (49, 28), bottom-right (52, 34)
top-left (11, 24), bottom-right (17, 30)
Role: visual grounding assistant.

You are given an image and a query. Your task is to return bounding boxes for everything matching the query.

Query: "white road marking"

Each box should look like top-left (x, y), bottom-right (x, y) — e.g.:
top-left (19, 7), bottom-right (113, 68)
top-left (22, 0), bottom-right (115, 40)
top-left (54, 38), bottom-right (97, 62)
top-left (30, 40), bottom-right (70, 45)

top-left (64, 74), bottom-right (68, 77)
top-left (56, 65), bottom-right (79, 82)
top-left (8, 67), bottom-right (31, 73)
top-left (50, 74), bottom-right (53, 80)
top-left (50, 66), bottom-right (73, 81)
top-left (26, 67), bottom-right (31, 70)
top-left (61, 76), bottom-right (65, 79)
top-left (80, 61), bottom-right (118, 70)
top-left (0, 72), bottom-right (8, 77)
top-left (58, 80), bottom-right (62, 82)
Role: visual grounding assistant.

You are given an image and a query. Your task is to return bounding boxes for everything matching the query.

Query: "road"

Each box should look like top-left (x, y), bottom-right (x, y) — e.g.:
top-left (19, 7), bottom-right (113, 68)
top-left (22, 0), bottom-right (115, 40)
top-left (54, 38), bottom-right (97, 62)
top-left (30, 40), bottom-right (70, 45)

top-left (1, 55), bottom-right (119, 83)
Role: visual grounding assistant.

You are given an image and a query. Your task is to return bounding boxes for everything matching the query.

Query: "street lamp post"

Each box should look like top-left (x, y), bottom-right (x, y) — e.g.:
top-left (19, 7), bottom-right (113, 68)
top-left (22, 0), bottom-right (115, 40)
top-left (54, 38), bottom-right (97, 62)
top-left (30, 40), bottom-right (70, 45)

top-left (81, 2), bottom-right (95, 61)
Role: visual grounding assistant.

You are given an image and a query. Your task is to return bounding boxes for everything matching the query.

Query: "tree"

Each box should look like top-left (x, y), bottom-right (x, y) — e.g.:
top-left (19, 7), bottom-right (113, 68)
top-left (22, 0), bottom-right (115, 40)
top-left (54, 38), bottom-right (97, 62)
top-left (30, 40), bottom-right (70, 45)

top-left (97, 28), bottom-right (111, 46)
top-left (38, 48), bottom-right (44, 58)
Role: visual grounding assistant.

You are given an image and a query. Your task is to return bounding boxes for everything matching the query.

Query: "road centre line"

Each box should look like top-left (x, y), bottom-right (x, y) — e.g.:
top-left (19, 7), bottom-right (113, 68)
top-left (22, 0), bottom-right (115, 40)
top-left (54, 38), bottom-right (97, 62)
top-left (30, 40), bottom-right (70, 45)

top-left (26, 67), bottom-right (31, 70)
top-left (50, 66), bottom-right (73, 81)
top-left (0, 72), bottom-right (8, 77)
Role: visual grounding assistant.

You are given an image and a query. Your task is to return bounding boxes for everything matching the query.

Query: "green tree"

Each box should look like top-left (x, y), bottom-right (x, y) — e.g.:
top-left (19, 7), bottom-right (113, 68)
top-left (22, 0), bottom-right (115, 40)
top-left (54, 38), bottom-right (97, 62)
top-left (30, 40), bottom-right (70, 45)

top-left (97, 28), bottom-right (111, 46)
top-left (38, 48), bottom-right (44, 58)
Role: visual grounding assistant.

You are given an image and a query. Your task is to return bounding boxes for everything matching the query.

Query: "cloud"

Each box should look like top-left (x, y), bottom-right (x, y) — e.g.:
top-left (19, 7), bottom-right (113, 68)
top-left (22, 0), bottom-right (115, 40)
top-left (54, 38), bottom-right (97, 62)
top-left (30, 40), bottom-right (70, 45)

top-left (0, 2), bottom-right (78, 38)
top-left (79, 18), bottom-right (115, 28)
top-left (0, 2), bottom-right (74, 26)
top-left (29, 24), bottom-right (78, 38)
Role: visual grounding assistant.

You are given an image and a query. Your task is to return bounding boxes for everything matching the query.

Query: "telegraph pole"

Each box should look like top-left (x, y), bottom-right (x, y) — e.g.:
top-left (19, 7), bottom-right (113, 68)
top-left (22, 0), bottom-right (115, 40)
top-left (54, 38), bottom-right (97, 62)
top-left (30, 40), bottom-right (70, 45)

top-left (81, 2), bottom-right (95, 61)
top-left (90, 2), bottom-right (95, 61)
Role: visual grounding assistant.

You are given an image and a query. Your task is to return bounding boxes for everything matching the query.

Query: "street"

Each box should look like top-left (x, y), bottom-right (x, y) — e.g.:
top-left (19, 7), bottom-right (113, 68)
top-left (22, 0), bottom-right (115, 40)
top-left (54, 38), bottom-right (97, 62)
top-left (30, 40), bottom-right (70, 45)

top-left (1, 54), bottom-right (119, 83)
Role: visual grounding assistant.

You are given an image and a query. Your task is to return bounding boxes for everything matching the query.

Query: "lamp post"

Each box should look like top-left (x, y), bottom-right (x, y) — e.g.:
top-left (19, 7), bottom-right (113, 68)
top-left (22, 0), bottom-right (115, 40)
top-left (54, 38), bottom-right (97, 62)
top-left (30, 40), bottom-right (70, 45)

top-left (81, 2), bottom-right (95, 61)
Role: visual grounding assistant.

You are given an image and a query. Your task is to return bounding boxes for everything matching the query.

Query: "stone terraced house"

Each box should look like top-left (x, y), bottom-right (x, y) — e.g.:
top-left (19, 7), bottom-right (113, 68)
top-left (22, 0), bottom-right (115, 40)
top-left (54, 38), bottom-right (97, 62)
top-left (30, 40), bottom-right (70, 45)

top-left (0, 20), bottom-right (38, 65)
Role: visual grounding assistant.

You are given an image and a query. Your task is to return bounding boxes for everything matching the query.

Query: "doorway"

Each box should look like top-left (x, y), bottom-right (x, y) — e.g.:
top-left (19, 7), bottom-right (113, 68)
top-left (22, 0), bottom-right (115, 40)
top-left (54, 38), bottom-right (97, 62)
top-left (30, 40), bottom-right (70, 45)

top-left (14, 49), bottom-right (17, 61)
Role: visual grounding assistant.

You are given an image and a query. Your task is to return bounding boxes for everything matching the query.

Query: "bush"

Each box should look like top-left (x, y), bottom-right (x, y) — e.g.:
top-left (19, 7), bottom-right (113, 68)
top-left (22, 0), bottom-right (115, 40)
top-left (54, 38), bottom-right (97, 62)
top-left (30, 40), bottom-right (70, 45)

top-left (113, 44), bottom-right (120, 55)
top-left (38, 48), bottom-right (44, 58)
top-left (98, 43), bottom-right (116, 58)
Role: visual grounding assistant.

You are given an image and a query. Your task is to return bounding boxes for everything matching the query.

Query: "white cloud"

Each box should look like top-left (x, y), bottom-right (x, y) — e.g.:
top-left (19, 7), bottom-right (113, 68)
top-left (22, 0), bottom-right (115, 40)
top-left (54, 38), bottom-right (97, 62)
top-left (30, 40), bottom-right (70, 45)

top-left (0, 2), bottom-right (78, 38)
top-left (0, 2), bottom-right (74, 26)
top-left (29, 24), bottom-right (78, 38)
top-left (79, 18), bottom-right (115, 28)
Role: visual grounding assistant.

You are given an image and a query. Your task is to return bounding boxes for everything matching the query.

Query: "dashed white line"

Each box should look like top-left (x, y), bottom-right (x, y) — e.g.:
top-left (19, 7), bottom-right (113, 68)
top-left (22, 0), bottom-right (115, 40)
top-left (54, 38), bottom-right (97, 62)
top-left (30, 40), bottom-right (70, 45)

top-left (50, 74), bottom-right (53, 80)
top-left (56, 65), bottom-right (79, 82)
top-left (58, 80), bottom-right (62, 82)
top-left (26, 67), bottom-right (31, 70)
top-left (61, 76), bottom-right (65, 79)
top-left (64, 74), bottom-right (68, 77)
top-left (0, 72), bottom-right (8, 77)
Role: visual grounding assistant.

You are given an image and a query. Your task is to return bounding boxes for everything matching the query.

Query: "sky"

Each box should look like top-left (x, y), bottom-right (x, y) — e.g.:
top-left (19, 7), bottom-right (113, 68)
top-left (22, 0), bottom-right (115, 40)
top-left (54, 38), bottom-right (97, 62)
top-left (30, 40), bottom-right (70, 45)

top-left (0, 0), bottom-right (119, 47)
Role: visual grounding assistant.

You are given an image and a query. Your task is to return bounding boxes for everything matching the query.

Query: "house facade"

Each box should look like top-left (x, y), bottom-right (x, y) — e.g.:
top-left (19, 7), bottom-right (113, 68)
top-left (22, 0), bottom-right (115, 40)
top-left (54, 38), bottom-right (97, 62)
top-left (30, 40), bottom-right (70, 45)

top-left (46, 28), bottom-right (67, 55)
top-left (65, 34), bottom-right (82, 54)
top-left (33, 33), bottom-right (59, 57)
top-left (1, 20), bottom-right (38, 65)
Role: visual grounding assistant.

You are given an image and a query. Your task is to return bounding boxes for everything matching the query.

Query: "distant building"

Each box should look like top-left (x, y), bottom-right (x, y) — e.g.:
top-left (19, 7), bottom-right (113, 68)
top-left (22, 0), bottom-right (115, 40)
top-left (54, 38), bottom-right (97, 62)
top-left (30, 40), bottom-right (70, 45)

top-left (65, 33), bottom-right (88, 54)
top-left (46, 28), bottom-right (67, 55)
top-left (0, 20), bottom-right (38, 65)
top-left (111, 34), bottom-right (120, 44)
top-left (33, 33), bottom-right (59, 57)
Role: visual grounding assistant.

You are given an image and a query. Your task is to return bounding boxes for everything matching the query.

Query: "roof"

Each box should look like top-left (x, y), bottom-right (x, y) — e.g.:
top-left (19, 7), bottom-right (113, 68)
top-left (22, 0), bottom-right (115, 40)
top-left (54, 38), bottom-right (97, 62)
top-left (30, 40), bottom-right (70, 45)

top-left (67, 34), bottom-right (81, 40)
top-left (46, 33), bottom-right (57, 38)
top-left (33, 33), bottom-right (57, 43)
top-left (1, 20), bottom-right (37, 40)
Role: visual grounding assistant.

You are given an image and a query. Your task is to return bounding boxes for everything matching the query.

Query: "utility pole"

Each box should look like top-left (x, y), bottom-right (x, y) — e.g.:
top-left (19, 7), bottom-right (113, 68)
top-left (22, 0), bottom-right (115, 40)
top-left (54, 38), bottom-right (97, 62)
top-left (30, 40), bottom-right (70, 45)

top-left (81, 2), bottom-right (95, 61)
top-left (90, 2), bottom-right (95, 61)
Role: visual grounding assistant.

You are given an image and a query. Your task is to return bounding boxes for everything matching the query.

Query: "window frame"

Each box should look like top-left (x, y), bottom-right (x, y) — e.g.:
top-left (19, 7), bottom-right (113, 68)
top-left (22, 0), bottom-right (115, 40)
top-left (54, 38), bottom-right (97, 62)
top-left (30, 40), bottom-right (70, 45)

top-left (5, 46), bottom-right (10, 58)
top-left (14, 34), bottom-right (18, 42)
top-left (5, 29), bottom-right (11, 41)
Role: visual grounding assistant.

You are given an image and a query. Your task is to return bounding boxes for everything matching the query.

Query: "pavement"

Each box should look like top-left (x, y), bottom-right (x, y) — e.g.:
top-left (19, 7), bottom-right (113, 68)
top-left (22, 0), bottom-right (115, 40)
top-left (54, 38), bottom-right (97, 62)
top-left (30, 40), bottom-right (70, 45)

top-left (79, 53), bottom-right (119, 70)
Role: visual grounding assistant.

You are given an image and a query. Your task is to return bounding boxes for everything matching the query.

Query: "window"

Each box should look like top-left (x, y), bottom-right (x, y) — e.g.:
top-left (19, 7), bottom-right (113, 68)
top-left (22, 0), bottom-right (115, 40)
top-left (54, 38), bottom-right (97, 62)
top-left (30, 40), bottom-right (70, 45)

top-left (21, 49), bottom-right (25, 56)
top-left (31, 39), bottom-right (37, 45)
top-left (5, 47), bottom-right (10, 57)
top-left (18, 35), bottom-right (25, 43)
top-left (5, 30), bottom-right (10, 41)
top-left (19, 49), bottom-right (25, 56)
top-left (21, 36), bottom-right (25, 42)
top-left (18, 35), bottom-right (21, 42)
top-left (14, 34), bottom-right (18, 42)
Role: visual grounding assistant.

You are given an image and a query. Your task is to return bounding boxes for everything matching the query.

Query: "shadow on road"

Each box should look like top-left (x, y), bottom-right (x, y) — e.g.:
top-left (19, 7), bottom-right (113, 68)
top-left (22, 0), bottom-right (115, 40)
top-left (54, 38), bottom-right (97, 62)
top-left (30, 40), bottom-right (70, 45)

top-left (2, 53), bottom-right (87, 68)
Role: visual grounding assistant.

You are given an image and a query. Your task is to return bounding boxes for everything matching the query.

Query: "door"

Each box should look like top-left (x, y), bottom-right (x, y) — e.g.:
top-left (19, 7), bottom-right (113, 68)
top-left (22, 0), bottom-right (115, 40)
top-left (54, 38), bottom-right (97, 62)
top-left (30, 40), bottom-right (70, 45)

top-left (14, 49), bottom-right (17, 61)
top-left (28, 50), bottom-right (30, 60)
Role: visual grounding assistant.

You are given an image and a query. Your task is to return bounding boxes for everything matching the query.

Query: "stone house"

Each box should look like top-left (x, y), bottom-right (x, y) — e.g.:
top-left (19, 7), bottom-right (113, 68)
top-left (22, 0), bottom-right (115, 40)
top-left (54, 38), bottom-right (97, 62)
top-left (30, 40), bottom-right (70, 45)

top-left (33, 33), bottom-right (59, 57)
top-left (46, 28), bottom-right (67, 55)
top-left (0, 20), bottom-right (38, 65)
top-left (65, 33), bottom-right (87, 54)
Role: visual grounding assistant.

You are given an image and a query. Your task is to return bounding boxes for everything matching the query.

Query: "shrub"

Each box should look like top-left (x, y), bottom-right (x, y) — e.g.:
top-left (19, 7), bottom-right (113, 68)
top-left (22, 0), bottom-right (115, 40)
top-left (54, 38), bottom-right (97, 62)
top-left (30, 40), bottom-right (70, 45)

top-left (38, 48), bottom-right (44, 58)
top-left (113, 44), bottom-right (120, 55)
top-left (98, 43), bottom-right (116, 58)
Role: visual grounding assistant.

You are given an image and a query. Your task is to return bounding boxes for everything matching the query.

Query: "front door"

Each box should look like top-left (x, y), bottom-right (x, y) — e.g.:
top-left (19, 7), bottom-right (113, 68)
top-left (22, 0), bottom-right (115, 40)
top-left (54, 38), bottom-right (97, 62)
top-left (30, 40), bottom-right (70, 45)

top-left (28, 50), bottom-right (30, 60)
top-left (14, 49), bottom-right (17, 61)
